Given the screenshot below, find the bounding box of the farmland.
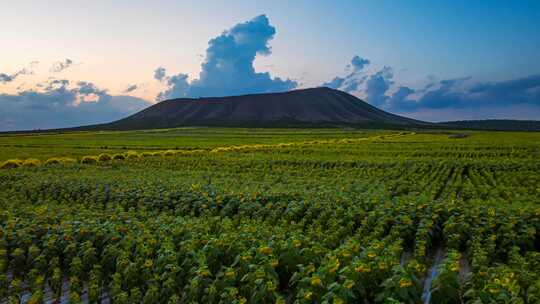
[0,128,539,303]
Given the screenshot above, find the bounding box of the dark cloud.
[388,75,540,112]
[350,56,370,71]
[0,79,150,131]
[156,15,297,100]
[0,64,36,84]
[76,81,109,98]
[154,67,166,82]
[124,84,138,93]
[322,55,369,93]
[322,54,540,121]
[50,59,74,73]
[0,74,15,83]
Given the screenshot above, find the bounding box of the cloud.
[124,84,138,93]
[350,56,370,71]
[76,81,109,98]
[0,79,150,131]
[0,63,37,84]
[322,53,540,121]
[388,86,415,110]
[364,66,394,108]
[322,55,370,93]
[388,75,540,112]
[0,74,14,83]
[156,15,297,100]
[154,67,166,82]
[157,73,189,101]
[50,58,74,73]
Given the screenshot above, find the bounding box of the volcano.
[85,87,431,130]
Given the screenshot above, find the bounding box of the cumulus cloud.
[365,71,540,121]
[50,58,74,73]
[350,56,370,71]
[323,53,540,121]
[0,63,37,84]
[155,15,297,100]
[0,74,14,83]
[0,79,150,131]
[157,72,190,101]
[365,66,394,108]
[154,67,166,82]
[322,55,370,93]
[388,75,540,113]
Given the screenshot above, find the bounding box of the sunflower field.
[0,129,539,303]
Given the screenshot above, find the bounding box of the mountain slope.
[91,87,430,130]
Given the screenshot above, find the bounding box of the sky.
[1,0,539,130]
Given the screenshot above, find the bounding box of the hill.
[87,87,431,130]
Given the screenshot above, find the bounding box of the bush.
[81,156,98,164]
[22,159,42,167]
[44,157,76,166]
[112,153,126,160]
[125,151,140,159]
[60,157,76,165]
[163,150,177,156]
[141,152,155,157]
[97,154,112,162]
[45,158,61,165]
[0,159,22,169]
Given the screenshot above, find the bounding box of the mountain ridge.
[89,87,431,130]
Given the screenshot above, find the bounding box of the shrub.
[98,154,112,162]
[44,157,76,166]
[60,157,76,165]
[112,153,126,160]
[141,152,154,157]
[163,150,176,156]
[22,159,42,167]
[44,158,61,165]
[0,159,22,169]
[125,151,140,159]
[81,156,98,164]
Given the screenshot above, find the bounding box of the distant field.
[1,128,539,303]
[0,128,388,161]
[1,127,539,162]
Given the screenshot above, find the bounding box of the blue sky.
[1,0,539,130]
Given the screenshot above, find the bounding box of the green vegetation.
[97,154,112,162]
[0,128,387,162]
[81,156,99,165]
[0,128,539,303]
[0,159,22,169]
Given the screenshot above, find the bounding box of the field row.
[1,130,539,303]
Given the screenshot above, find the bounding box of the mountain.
[88,87,431,130]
